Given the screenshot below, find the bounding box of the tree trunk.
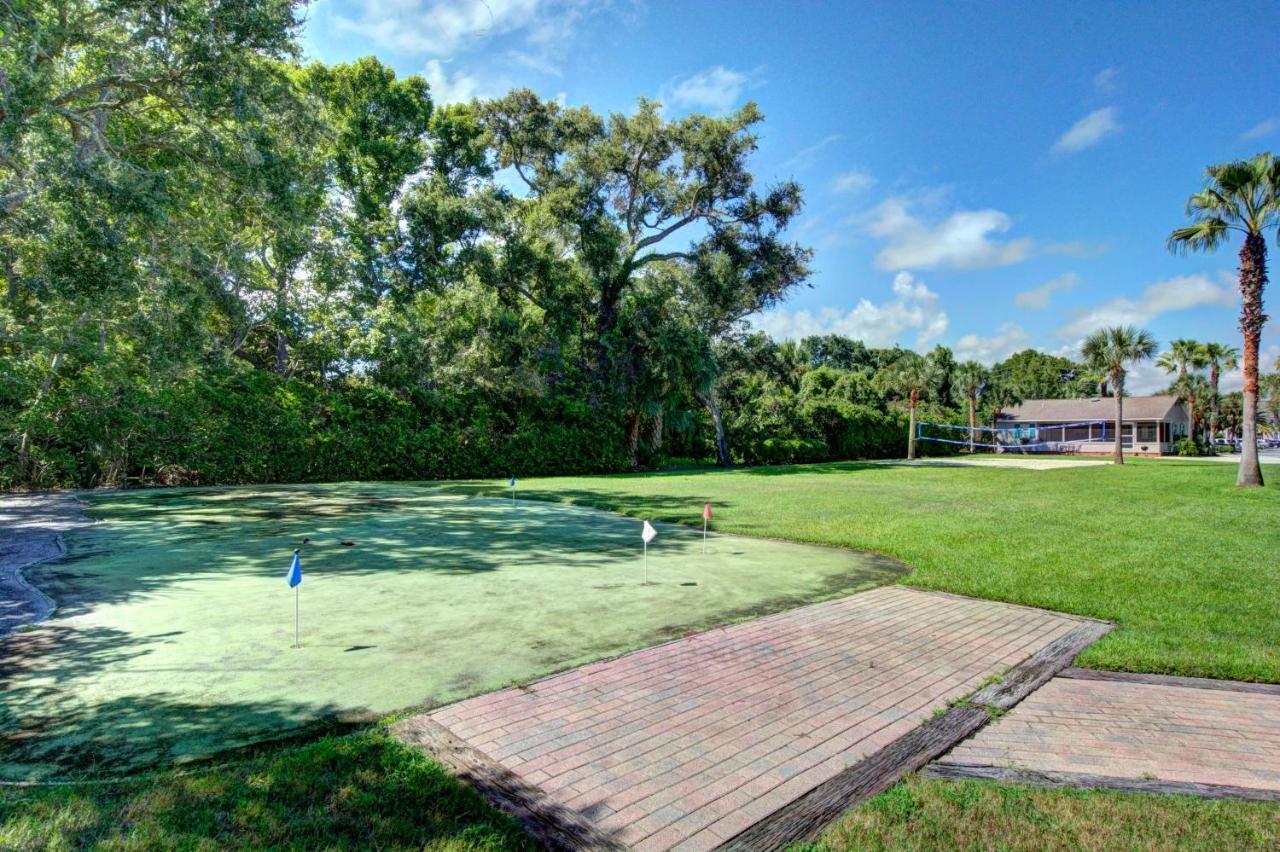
[699,390,732,467]
[649,411,663,454]
[1237,233,1267,487]
[625,411,643,469]
[4,246,16,305]
[907,389,919,460]
[1113,375,1124,465]
[275,330,289,376]
[967,390,976,453]
[1208,366,1220,455]
[595,276,624,377]
[274,270,290,376]
[16,351,64,480]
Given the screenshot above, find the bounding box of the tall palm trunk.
[967,390,977,453]
[907,388,919,460]
[1237,233,1266,487]
[1112,372,1125,465]
[1208,365,1220,455]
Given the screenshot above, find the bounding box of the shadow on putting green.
[3,482,906,781]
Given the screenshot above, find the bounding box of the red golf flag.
[703,503,712,520]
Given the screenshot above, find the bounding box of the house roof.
[998,395,1184,422]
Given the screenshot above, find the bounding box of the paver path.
[409,586,1097,850]
[932,669,1280,799]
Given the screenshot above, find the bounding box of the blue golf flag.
[509,475,517,488]
[287,551,302,588]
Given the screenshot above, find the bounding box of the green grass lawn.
[0,733,531,851]
[473,458,1280,683]
[807,774,1280,850]
[6,740,1276,850]
[4,459,1279,847]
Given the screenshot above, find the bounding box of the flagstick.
[644,539,649,585]
[293,584,299,649]
[703,515,708,553]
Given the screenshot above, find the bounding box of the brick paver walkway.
[424,586,1093,850]
[937,671,1280,794]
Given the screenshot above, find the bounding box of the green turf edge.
[799,774,1280,851]
[0,731,532,851]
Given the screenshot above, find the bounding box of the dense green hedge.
[2,362,939,490]
[2,366,630,489]
[738,404,913,464]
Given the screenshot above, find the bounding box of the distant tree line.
[3,3,1277,489]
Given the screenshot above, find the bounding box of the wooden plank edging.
[716,707,989,850]
[922,762,1280,803]
[966,620,1114,711]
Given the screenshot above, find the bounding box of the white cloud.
[833,169,875,194]
[1057,273,1237,338]
[422,59,489,103]
[660,65,759,114]
[865,195,1034,271]
[1052,107,1121,154]
[954,323,1032,365]
[751,272,948,348]
[333,0,599,70]
[1242,117,1280,142]
[1124,359,1176,395]
[778,134,842,171]
[1093,67,1119,95]
[1015,272,1079,310]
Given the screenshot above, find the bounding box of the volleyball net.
[916,419,1110,452]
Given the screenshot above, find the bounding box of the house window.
[1137,423,1158,442]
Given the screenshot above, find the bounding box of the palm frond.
[1167,219,1229,254]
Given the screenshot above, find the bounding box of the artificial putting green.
[1,482,903,781]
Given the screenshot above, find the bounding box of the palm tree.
[1156,339,1204,380]
[1197,342,1240,451]
[1081,325,1158,464]
[1168,152,1280,487]
[1173,373,1211,449]
[953,361,989,453]
[874,352,942,460]
[984,380,1023,448]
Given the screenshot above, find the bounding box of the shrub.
[1174,437,1206,457]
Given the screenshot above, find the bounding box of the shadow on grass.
[35,484,734,619]
[0,622,369,781]
[0,731,534,850]
[5,481,905,782]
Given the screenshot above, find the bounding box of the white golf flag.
[642,520,657,543]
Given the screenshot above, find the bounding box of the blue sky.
[300,0,1280,391]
